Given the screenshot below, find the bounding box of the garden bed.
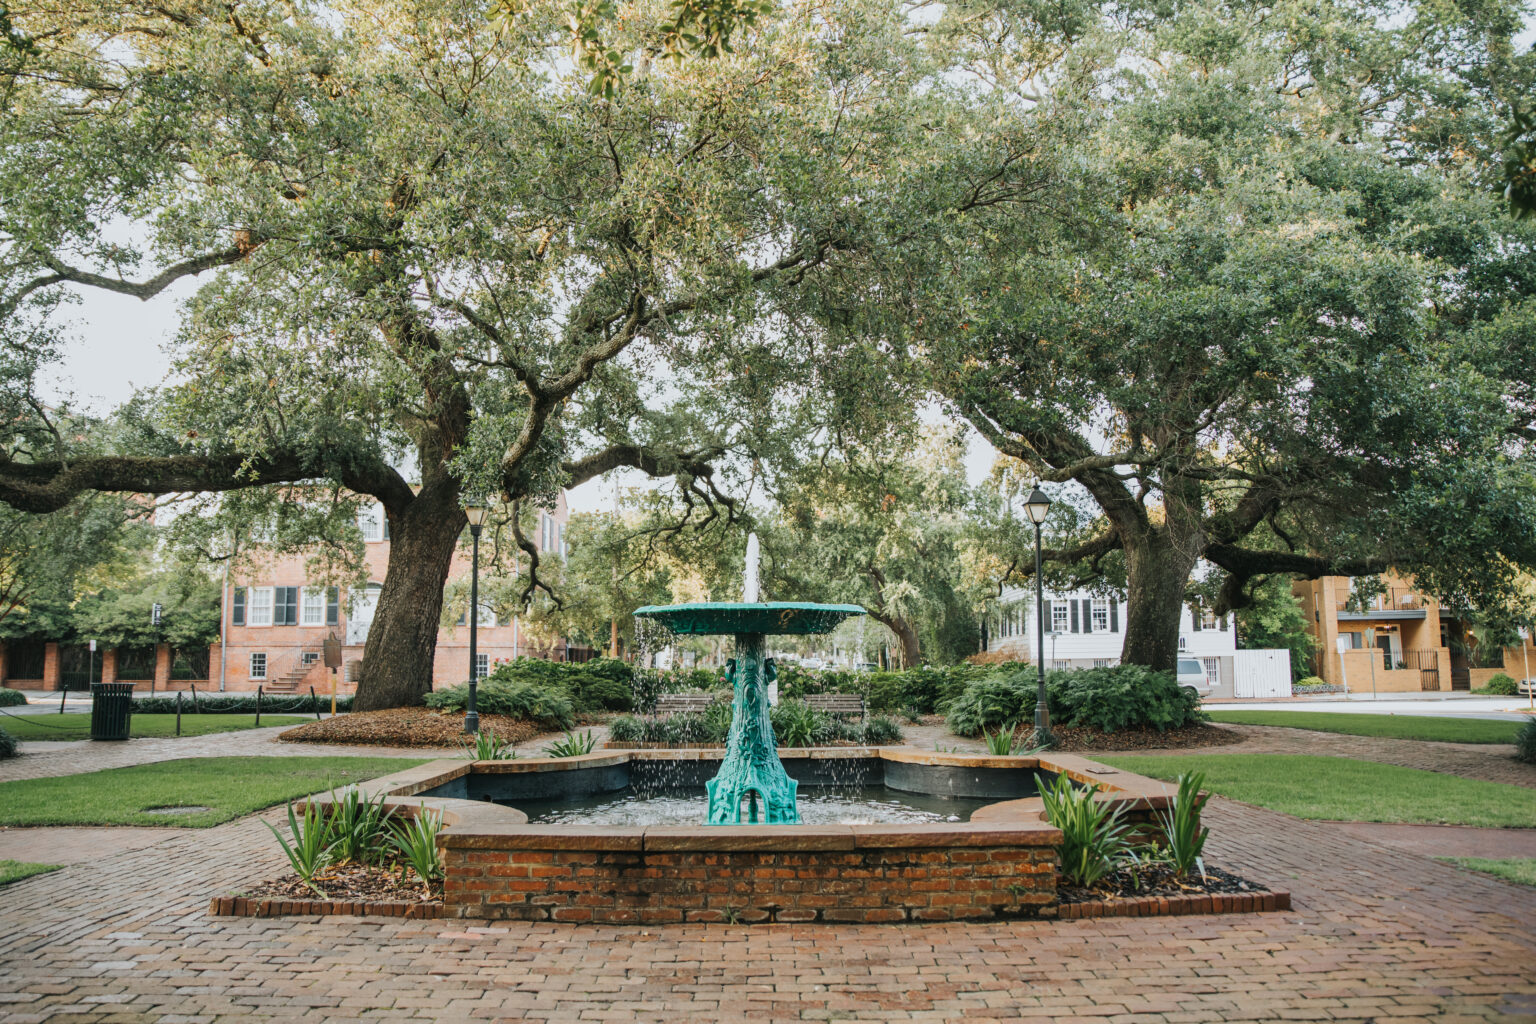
[1039,722,1241,752]
[278,708,540,748]
[237,863,443,905]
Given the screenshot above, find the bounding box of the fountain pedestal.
[706,634,797,824]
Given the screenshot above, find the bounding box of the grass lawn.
[1440,857,1536,888]
[1205,711,1523,744]
[0,756,426,828]
[1099,754,1536,828]
[0,860,62,886]
[0,713,311,742]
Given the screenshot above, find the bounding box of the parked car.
[1177,658,1214,697]
[1518,677,1535,696]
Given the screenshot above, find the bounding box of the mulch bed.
[277,707,541,748]
[1057,862,1266,905]
[1057,863,1289,919]
[1044,722,1242,752]
[241,863,442,904]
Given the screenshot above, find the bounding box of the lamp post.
[1023,485,1055,747]
[463,500,489,734]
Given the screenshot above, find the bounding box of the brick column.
[42,643,60,691]
[154,644,172,693]
[102,648,118,684]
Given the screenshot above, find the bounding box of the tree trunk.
[870,611,922,669]
[353,481,465,711]
[1119,530,1200,672]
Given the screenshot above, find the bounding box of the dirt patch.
[278,708,539,749]
[1045,722,1242,752]
[1057,862,1267,905]
[242,862,442,905]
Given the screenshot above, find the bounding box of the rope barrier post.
[191,683,200,714]
[256,686,262,727]
[176,691,182,737]
[310,686,320,721]
[59,686,67,714]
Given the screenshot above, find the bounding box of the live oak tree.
[867,0,1536,670]
[0,0,1043,707]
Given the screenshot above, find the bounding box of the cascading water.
[633,533,865,825]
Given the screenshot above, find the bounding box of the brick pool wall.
[441,826,1061,924]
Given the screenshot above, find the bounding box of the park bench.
[652,693,722,717]
[803,693,867,721]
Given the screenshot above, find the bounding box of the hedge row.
[608,700,903,747]
[945,664,1205,736]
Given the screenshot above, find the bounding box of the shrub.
[1295,676,1326,688]
[323,787,396,866]
[860,715,903,745]
[424,680,575,731]
[0,688,27,707]
[1474,674,1518,696]
[771,699,828,747]
[1036,773,1132,887]
[946,664,1204,737]
[0,725,14,759]
[130,693,355,714]
[482,656,634,712]
[606,715,645,743]
[1516,720,1536,765]
[543,729,599,757]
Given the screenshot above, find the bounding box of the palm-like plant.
[542,729,598,757]
[391,806,444,890]
[1036,773,1132,888]
[1157,772,1209,880]
[265,801,334,897]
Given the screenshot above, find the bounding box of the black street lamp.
[464,500,489,734]
[1024,484,1055,748]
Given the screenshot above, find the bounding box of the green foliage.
[425,680,575,731]
[0,725,14,759]
[606,715,645,743]
[946,666,1205,737]
[0,687,25,706]
[2,714,310,742]
[464,729,520,761]
[542,730,599,757]
[322,788,397,866]
[480,658,633,713]
[1474,674,1518,695]
[0,860,61,887]
[778,663,982,714]
[391,807,445,887]
[770,699,826,748]
[1516,721,1536,765]
[1234,577,1314,681]
[860,715,903,746]
[1206,711,1522,745]
[130,694,353,714]
[1157,773,1209,879]
[1294,677,1327,689]
[265,801,334,896]
[1036,773,1132,888]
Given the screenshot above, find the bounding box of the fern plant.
[1157,771,1210,879]
[1036,772,1132,887]
[391,806,444,888]
[543,729,598,757]
[265,801,334,896]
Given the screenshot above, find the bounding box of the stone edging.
[1057,889,1291,919]
[209,895,445,918]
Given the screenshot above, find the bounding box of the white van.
[1177,658,1213,697]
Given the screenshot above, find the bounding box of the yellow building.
[1294,573,1536,692]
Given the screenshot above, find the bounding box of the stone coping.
[339,747,1180,848]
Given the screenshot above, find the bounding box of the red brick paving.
[1,797,1533,1021]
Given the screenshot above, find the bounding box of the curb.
[1058,889,1290,919]
[210,896,445,919]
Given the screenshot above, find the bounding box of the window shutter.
[1070,601,1080,633]
[326,588,339,625]
[1109,599,1119,633]
[1191,601,1202,632]
[1081,599,1092,634]
[278,587,298,626]
[232,588,246,627]
[1042,600,1052,633]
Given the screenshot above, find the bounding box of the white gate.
[1234,649,1292,698]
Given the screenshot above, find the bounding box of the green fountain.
[634,534,864,825]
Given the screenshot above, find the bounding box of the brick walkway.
[0,796,1533,1022]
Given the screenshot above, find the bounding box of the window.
[1202,657,1221,688]
[1178,636,1187,651]
[231,587,246,627]
[1051,602,1069,633]
[358,504,383,542]
[458,603,496,628]
[248,587,274,626]
[301,651,320,666]
[1091,599,1109,633]
[326,587,339,625]
[302,588,325,626]
[474,653,489,679]
[1201,606,1219,630]
[250,652,267,679]
[274,586,299,626]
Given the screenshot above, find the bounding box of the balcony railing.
[1337,586,1425,615]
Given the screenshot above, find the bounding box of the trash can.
[89,683,135,741]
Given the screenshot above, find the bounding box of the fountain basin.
[342,749,1182,924]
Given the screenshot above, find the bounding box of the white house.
[983,583,1240,697]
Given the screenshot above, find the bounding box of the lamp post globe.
[463,501,490,735]
[1023,486,1055,747]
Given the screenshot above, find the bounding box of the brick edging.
[209,896,444,919]
[1057,889,1290,919]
